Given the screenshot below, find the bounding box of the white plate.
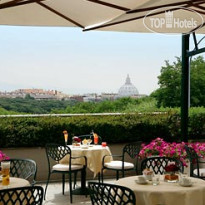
[179,182,193,187]
[135,180,148,185]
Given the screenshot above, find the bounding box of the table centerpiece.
[164,162,180,182]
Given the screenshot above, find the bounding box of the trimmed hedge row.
[0,112,205,148]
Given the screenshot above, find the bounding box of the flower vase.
[164,172,179,182]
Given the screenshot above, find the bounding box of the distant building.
[70,95,84,102]
[83,93,101,102]
[117,75,146,99]
[101,93,117,101]
[0,89,69,100]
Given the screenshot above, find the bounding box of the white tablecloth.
[0,177,30,190]
[115,175,205,205]
[0,177,30,205]
[60,145,113,177]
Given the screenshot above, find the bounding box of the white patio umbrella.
[0,0,205,34]
[1,0,204,141]
[83,0,205,34]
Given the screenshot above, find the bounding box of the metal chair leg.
[73,172,77,189]
[122,170,125,178]
[62,174,65,195]
[116,171,119,180]
[98,172,101,183]
[69,172,73,203]
[101,169,104,183]
[44,173,51,200]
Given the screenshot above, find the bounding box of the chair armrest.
[71,156,87,167]
[102,154,122,165]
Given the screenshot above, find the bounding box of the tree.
[25,94,34,100]
[151,56,205,107]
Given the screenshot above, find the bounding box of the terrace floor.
[39,178,115,205]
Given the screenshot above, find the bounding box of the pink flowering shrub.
[0,151,9,161]
[139,138,205,166]
[190,143,205,158]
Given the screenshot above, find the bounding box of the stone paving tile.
[39,179,115,205]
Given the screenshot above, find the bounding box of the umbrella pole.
[181,34,190,142]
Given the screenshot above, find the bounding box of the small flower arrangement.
[0,151,9,162]
[72,136,81,146]
[164,162,180,173]
[164,162,179,182]
[73,136,81,143]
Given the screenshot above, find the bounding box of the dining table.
[60,145,113,178]
[0,177,30,190]
[0,177,30,205]
[115,175,205,205]
[60,144,113,195]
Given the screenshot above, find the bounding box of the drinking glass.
[1,161,10,186]
[152,174,160,186]
[87,139,92,146]
[102,142,107,147]
[64,133,68,146]
[94,134,98,145]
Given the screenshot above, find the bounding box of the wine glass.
[87,138,92,146]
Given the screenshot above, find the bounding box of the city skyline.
[0,74,145,96]
[1,26,204,95]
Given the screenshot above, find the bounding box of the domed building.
[118,75,139,97]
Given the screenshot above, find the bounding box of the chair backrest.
[45,143,71,164]
[77,134,102,145]
[0,186,44,205]
[123,142,142,159]
[6,158,37,185]
[141,156,184,174]
[88,182,136,205]
[184,145,200,177]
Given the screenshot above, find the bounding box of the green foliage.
[0,98,74,114]
[152,56,205,107]
[0,113,169,147]
[54,97,158,114]
[0,109,204,148]
[0,96,159,114]
[0,107,19,115]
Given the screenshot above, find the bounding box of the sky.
[0,25,195,95]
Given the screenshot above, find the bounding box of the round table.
[60,145,113,177]
[0,177,30,189]
[115,175,205,205]
[0,177,30,205]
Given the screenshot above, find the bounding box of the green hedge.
[0,112,205,148]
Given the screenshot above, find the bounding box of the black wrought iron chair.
[184,145,205,179]
[44,143,87,203]
[0,186,44,205]
[141,156,184,174]
[101,142,142,182]
[77,134,102,145]
[88,182,136,205]
[5,158,37,186]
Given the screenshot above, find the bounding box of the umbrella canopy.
[0,0,205,34]
[84,1,205,34]
[0,0,138,27]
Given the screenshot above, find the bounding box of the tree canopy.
[151,56,205,108]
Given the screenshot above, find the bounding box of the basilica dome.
[118,75,139,97]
